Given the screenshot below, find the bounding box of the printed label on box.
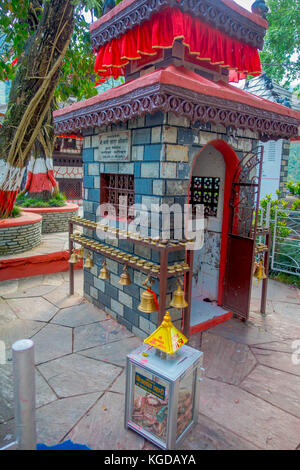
[135,372,165,400]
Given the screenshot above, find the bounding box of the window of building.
[63,138,77,150]
[58,178,82,200]
[189,176,220,217]
[54,138,62,152]
[100,173,135,220]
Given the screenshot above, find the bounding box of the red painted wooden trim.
[221,0,267,27]
[21,203,79,214]
[53,65,300,122]
[90,0,267,31]
[90,0,134,30]
[187,139,239,307]
[0,211,42,228]
[0,250,82,282]
[190,311,233,335]
[209,140,240,306]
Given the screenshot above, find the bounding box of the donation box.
[125,343,204,449]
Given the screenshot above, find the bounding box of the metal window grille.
[190,176,220,217]
[58,178,82,199]
[101,173,134,220]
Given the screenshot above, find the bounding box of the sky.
[234,0,253,11]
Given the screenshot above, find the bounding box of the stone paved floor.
[0,271,300,450]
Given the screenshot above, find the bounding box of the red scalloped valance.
[94,7,261,83]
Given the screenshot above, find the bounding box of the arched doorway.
[187,140,239,334]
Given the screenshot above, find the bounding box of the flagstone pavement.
[0,271,300,450]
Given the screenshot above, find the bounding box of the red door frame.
[187,139,240,306]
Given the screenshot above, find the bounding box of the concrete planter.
[0,212,42,256]
[21,203,79,233]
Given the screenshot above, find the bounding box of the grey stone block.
[132,128,151,145]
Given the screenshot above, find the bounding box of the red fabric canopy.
[94,7,261,83]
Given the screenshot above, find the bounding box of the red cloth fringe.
[94,7,261,82]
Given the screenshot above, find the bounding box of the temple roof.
[90,0,268,52]
[53,65,299,141]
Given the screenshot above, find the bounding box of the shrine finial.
[251,0,269,19]
[102,0,116,16]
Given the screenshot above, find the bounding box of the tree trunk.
[23,101,59,201]
[25,155,58,201]
[0,0,74,218]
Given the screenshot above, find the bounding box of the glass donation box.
[125,343,204,449]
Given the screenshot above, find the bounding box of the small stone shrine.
[54,0,300,339]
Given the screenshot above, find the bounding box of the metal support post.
[69,220,74,295]
[12,339,36,450]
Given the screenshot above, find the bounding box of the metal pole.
[271,208,278,271]
[158,249,168,326]
[260,230,271,316]
[266,202,271,229]
[12,339,36,450]
[183,248,193,339]
[69,220,74,295]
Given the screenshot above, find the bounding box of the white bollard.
[12,339,36,450]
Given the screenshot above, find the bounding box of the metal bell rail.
[68,216,194,338]
[70,233,190,280]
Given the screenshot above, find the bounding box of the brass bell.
[254,258,267,283]
[78,247,84,259]
[84,253,94,269]
[170,278,188,309]
[99,260,110,280]
[138,290,158,313]
[119,265,131,285]
[138,276,157,314]
[69,249,78,264]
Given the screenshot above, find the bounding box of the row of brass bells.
[119,265,131,285]
[170,278,188,309]
[98,260,110,280]
[138,276,157,313]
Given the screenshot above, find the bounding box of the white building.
[244,74,300,199]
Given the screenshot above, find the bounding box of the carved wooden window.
[100,173,134,220]
[53,155,82,167]
[190,176,220,217]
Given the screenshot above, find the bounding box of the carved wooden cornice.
[90,0,267,52]
[53,83,299,141]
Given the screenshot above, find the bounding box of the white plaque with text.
[98,131,130,162]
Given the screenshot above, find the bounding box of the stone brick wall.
[83,252,183,339]
[81,111,259,338]
[41,209,78,233]
[0,219,42,256]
